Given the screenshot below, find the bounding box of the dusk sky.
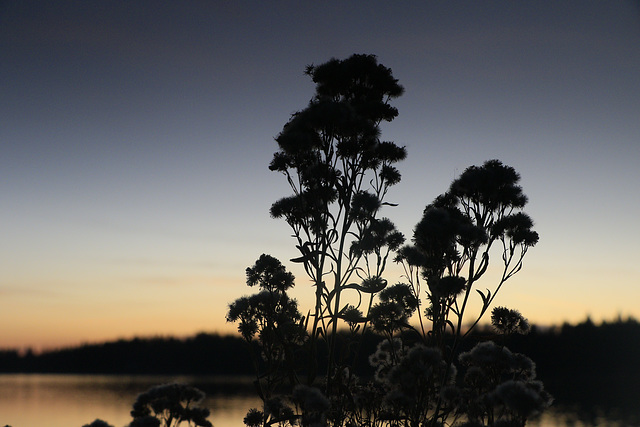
[2,1,639,351]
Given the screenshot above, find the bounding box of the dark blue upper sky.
[2,1,639,349]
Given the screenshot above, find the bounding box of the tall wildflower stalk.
[268,54,406,388]
[396,160,539,356]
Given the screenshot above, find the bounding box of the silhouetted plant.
[383,344,454,426]
[129,383,212,427]
[228,54,549,427]
[491,307,530,338]
[369,283,418,342]
[269,53,406,388]
[395,159,539,351]
[293,384,331,426]
[455,341,552,426]
[227,254,304,426]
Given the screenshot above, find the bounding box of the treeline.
[2,318,639,383]
[503,317,640,418]
[0,333,254,375]
[505,317,640,384]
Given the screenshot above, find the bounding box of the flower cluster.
[491,307,530,336]
[129,383,212,427]
[455,341,552,426]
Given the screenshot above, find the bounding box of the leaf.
[476,289,488,306]
[476,288,492,309]
[291,251,321,263]
[342,279,387,294]
[302,311,310,329]
[445,319,456,334]
[291,243,322,268]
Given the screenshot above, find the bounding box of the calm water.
[0,374,635,427]
[0,374,260,427]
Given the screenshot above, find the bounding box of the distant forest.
[1,318,639,422]
[2,319,639,379]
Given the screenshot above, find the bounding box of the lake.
[0,374,635,427]
[0,374,260,427]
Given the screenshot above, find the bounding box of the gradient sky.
[2,1,639,351]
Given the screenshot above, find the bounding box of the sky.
[2,1,639,351]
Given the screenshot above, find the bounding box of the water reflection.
[0,374,260,427]
[0,374,636,427]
